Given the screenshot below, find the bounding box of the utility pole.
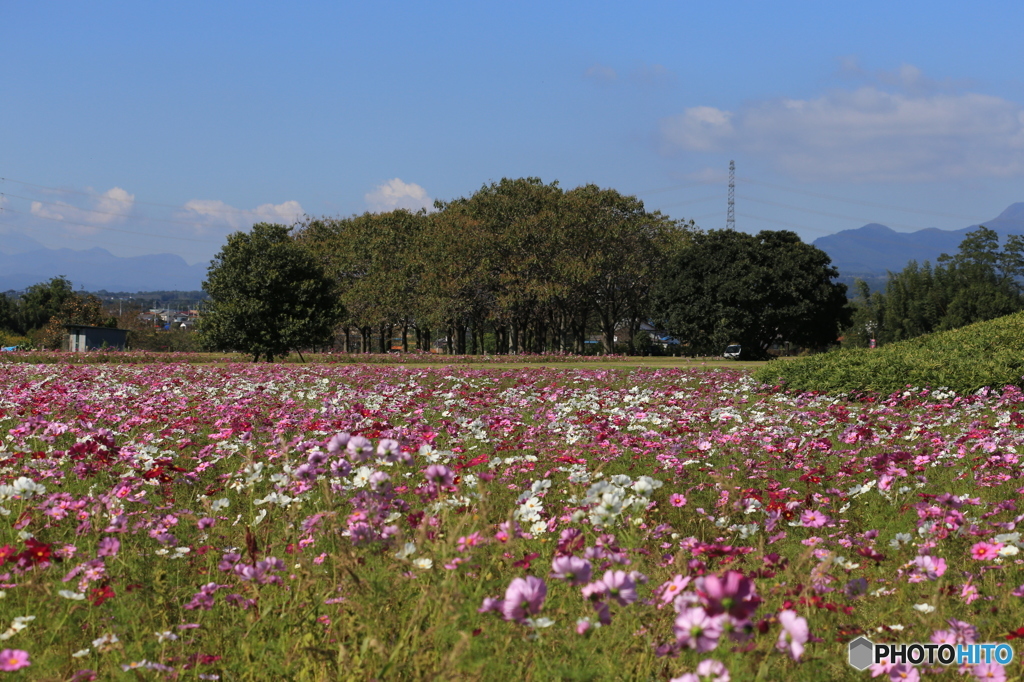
[726,160,735,231]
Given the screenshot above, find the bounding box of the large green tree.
[199,223,340,362]
[653,229,850,357]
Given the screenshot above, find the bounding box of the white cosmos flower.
[59,590,87,600]
[913,604,935,613]
[412,557,433,570]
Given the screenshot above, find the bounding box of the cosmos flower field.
[0,361,1022,680]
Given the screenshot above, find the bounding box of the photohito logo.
[848,636,1015,671]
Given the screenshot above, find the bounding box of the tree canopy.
[199,223,341,361]
[652,229,850,357]
[295,178,690,355]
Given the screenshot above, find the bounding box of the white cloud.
[584,64,618,82]
[584,62,674,86]
[659,72,1024,182]
[180,198,306,233]
[364,178,432,213]
[27,186,134,235]
[92,187,135,224]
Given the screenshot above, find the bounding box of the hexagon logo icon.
[848,636,874,670]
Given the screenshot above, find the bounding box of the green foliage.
[843,227,1024,345]
[653,229,850,357]
[296,178,691,356]
[755,310,1024,395]
[14,275,78,334]
[199,223,342,361]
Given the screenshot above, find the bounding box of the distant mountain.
[0,237,207,292]
[814,203,1024,290]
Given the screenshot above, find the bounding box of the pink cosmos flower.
[670,494,687,507]
[800,510,829,528]
[457,532,484,552]
[869,659,894,677]
[908,554,947,582]
[657,575,692,607]
[0,649,30,671]
[501,576,547,623]
[775,610,808,661]
[961,581,980,605]
[674,607,723,652]
[888,664,920,681]
[695,658,730,682]
[970,542,1002,561]
[973,663,1006,682]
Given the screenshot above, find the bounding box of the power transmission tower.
[726,160,735,230]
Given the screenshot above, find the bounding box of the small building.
[65,325,129,352]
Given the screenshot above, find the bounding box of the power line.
[737,194,933,231]
[736,176,984,222]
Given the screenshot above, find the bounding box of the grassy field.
[0,361,1020,680]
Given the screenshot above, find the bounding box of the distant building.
[65,325,128,352]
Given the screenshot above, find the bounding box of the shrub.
[754,311,1024,395]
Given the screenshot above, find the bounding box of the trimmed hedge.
[754,311,1024,395]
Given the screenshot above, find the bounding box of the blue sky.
[3,1,1024,266]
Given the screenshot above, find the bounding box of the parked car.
[723,344,742,360]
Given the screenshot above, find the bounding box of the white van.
[723,344,741,359]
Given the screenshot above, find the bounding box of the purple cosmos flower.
[326,433,350,454]
[346,436,374,462]
[423,464,455,487]
[97,537,120,558]
[501,576,547,623]
[674,607,723,652]
[550,556,592,586]
[695,659,730,682]
[600,570,638,607]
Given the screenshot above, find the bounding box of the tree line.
[199,177,853,361]
[842,226,1024,347]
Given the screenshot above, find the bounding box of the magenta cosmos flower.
[670,493,687,507]
[0,649,30,671]
[970,542,1002,561]
[501,576,547,623]
[700,570,758,620]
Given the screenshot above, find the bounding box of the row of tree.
[0,277,202,351]
[843,227,1024,347]
[198,177,854,361]
[0,277,116,348]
